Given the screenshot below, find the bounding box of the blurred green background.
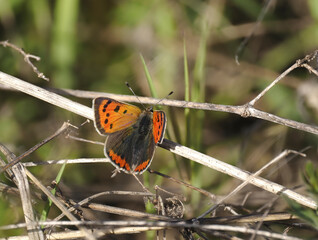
[1,0,318,239]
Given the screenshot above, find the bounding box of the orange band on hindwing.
[153,111,166,144]
[108,150,131,171]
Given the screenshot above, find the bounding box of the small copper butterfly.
[93,97,166,174]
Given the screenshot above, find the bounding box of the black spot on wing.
[103,100,112,111]
[114,105,120,112]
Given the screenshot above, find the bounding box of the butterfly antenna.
[126,82,173,108]
[155,91,173,106]
[125,82,146,109]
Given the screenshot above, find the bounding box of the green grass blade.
[184,38,190,145]
[140,54,158,99]
[51,0,79,88]
[189,18,209,203]
[140,53,182,179]
[40,161,67,227]
[183,39,192,178]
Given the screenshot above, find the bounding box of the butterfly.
[93,97,166,174]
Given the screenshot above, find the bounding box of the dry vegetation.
[1,1,318,239]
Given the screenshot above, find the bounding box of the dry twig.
[0,144,44,240]
[0,40,49,81]
[0,220,303,240]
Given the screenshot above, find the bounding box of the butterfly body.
[93,97,166,174]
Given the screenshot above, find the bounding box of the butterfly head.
[146,106,153,113]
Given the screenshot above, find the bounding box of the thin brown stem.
[0,122,72,174]
[0,40,49,81]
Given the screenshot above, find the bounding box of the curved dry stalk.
[0,71,316,210]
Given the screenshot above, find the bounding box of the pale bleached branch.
[1,68,318,135]
[160,139,317,209]
[53,190,155,222]
[23,158,108,167]
[0,71,93,120]
[198,149,306,218]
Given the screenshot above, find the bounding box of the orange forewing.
[152,111,166,144]
[93,97,142,135]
